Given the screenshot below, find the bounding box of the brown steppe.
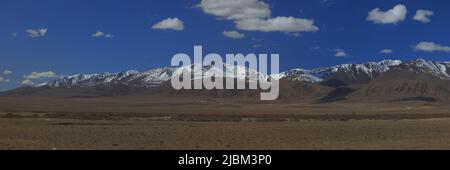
[1,96,450,150]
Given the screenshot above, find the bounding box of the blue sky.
[1,0,450,90]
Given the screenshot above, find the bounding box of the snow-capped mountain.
[38,67,177,88]
[38,63,269,88]
[175,63,267,81]
[37,59,450,89]
[396,59,450,79]
[278,60,402,84]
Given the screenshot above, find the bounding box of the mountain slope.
[349,59,450,102]
[4,59,450,103]
[35,60,404,89]
[279,60,402,86]
[38,68,177,88]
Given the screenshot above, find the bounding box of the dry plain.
[1,96,450,150]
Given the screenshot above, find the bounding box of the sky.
[1,0,450,90]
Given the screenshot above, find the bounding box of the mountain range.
[3,58,450,103]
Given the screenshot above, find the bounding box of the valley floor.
[1,96,450,150]
[1,117,450,150]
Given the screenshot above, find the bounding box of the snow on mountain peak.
[279,60,402,83]
[37,59,450,88]
[400,59,450,78]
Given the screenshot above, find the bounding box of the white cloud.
[26,28,48,38]
[367,4,407,24]
[334,49,348,57]
[1,70,12,83]
[235,17,319,33]
[152,18,184,31]
[197,0,271,20]
[198,0,318,34]
[0,77,10,83]
[3,70,12,75]
[92,31,114,38]
[104,34,114,38]
[413,10,434,23]
[413,42,450,53]
[23,71,57,80]
[222,30,245,39]
[92,31,104,37]
[21,79,34,85]
[311,46,320,50]
[380,49,393,54]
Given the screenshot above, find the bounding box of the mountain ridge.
[34,58,450,89]
[4,58,450,103]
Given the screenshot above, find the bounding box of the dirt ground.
[1,96,450,150]
[1,118,450,150]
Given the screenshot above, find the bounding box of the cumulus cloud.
[334,49,349,57]
[21,71,57,85]
[1,70,12,83]
[235,17,319,33]
[311,46,320,50]
[92,31,114,38]
[0,77,10,83]
[152,18,184,31]
[92,31,104,37]
[197,0,271,20]
[222,30,245,39]
[380,49,393,54]
[413,10,434,23]
[26,28,48,38]
[3,70,12,75]
[198,0,318,34]
[21,79,35,85]
[413,42,450,53]
[367,4,407,24]
[23,71,57,80]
